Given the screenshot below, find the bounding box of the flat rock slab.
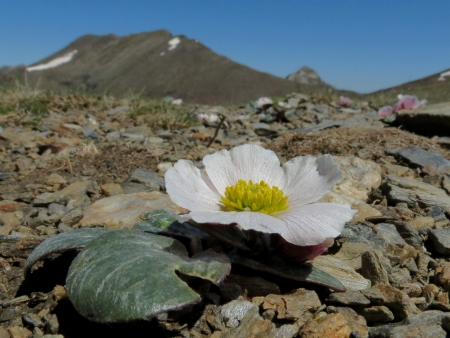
[397,102,450,137]
[387,146,450,171]
[312,255,370,291]
[429,229,450,255]
[78,191,184,229]
[382,175,450,209]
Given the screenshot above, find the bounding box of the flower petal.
[165,160,221,211]
[277,203,356,246]
[203,144,284,195]
[188,210,288,234]
[281,154,342,207]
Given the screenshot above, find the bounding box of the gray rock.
[33,181,94,206]
[396,101,450,137]
[429,229,450,255]
[107,105,129,116]
[373,285,420,320]
[369,323,446,338]
[47,203,68,217]
[361,250,390,286]
[122,168,165,191]
[60,207,83,226]
[388,267,412,288]
[375,223,407,246]
[427,207,447,222]
[119,182,150,194]
[22,313,45,328]
[382,175,450,209]
[326,291,370,306]
[361,287,386,305]
[391,221,423,248]
[220,299,258,328]
[361,306,394,323]
[387,146,450,171]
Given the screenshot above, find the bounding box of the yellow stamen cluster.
[221,179,289,214]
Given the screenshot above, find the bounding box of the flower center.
[221,179,289,214]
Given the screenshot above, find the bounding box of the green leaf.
[188,220,251,252]
[134,209,208,239]
[228,252,346,291]
[66,231,230,323]
[24,228,110,276]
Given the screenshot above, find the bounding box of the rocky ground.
[2,92,450,337]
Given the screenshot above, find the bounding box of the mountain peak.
[286,66,324,86]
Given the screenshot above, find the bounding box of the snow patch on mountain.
[27,50,78,72]
[168,37,181,51]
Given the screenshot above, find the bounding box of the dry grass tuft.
[267,127,450,162]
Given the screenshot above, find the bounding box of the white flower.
[197,113,219,124]
[165,144,356,246]
[278,101,291,109]
[256,97,273,108]
[172,98,183,105]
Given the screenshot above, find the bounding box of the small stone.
[391,221,423,248]
[7,326,32,338]
[60,207,83,226]
[427,207,447,222]
[33,180,94,206]
[373,284,420,320]
[361,287,386,305]
[122,168,165,191]
[327,306,368,338]
[410,216,435,229]
[157,162,173,173]
[53,285,67,301]
[350,203,382,223]
[298,313,352,338]
[326,291,370,306]
[0,326,10,338]
[387,146,450,172]
[375,223,407,246]
[429,229,450,255]
[22,313,44,328]
[361,306,394,323]
[47,203,68,217]
[435,263,450,292]
[79,191,183,229]
[99,183,123,197]
[388,267,412,288]
[312,255,370,291]
[262,288,321,320]
[45,173,67,186]
[361,250,390,286]
[401,283,422,298]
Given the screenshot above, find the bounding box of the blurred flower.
[278,101,291,109]
[393,94,426,112]
[378,106,394,117]
[172,98,183,105]
[197,113,219,124]
[256,97,273,108]
[165,144,355,247]
[339,96,352,107]
[378,94,426,117]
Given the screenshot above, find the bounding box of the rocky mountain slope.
[0,31,334,105]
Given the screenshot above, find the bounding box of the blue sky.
[1,0,449,93]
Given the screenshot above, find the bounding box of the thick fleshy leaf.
[66,231,231,323]
[188,220,251,252]
[24,228,110,276]
[134,209,208,239]
[228,252,345,291]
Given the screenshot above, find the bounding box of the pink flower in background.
[393,94,426,112]
[339,96,352,107]
[378,106,394,117]
[378,94,426,117]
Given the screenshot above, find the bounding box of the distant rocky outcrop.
[286,66,326,86]
[1,30,321,105]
